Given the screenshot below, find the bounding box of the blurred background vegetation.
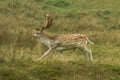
[0,0,120,80]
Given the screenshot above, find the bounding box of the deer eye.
[36,33,40,34]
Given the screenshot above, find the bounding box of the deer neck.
[39,31,54,46]
[40,31,53,39]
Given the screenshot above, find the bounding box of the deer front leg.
[37,47,52,61]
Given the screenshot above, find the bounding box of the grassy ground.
[0,0,120,80]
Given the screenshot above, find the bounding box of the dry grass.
[0,0,120,80]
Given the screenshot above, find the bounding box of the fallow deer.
[33,14,94,61]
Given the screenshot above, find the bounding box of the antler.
[35,14,53,31]
[42,14,53,30]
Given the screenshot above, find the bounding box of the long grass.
[0,0,120,80]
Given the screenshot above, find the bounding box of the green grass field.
[0,0,120,80]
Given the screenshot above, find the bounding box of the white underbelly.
[55,45,77,51]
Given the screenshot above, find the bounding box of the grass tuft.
[0,0,120,80]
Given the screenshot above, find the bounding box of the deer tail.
[86,37,94,45]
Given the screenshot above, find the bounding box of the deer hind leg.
[80,46,93,61]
